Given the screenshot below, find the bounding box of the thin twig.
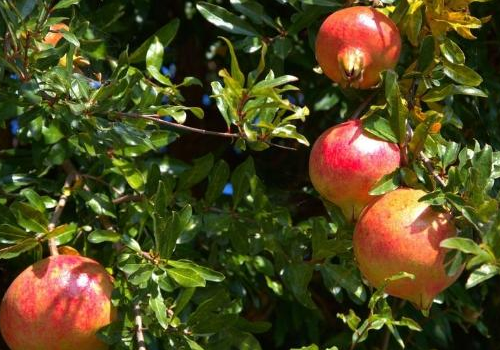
[349,90,379,120]
[114,112,297,151]
[133,302,147,350]
[47,169,77,256]
[421,152,447,187]
[112,194,145,205]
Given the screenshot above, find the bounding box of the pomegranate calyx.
[338,47,364,88]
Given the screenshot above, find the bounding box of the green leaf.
[0,224,30,244]
[112,158,145,191]
[211,81,231,126]
[409,111,441,156]
[440,237,483,255]
[205,159,230,205]
[0,238,40,259]
[177,154,214,190]
[369,170,400,196]
[230,0,276,28]
[231,157,255,208]
[130,19,180,63]
[168,260,225,282]
[384,70,408,145]
[282,263,315,309]
[149,285,169,329]
[52,0,80,10]
[440,38,465,65]
[45,223,77,245]
[168,268,206,287]
[338,309,361,331]
[219,37,245,86]
[321,263,366,303]
[417,36,436,72]
[146,36,163,73]
[174,287,196,316]
[196,2,260,36]
[443,61,483,87]
[20,188,46,213]
[362,115,398,143]
[61,31,80,47]
[79,191,116,218]
[10,202,48,234]
[422,84,455,102]
[251,74,298,93]
[88,229,121,244]
[452,85,487,98]
[466,264,499,289]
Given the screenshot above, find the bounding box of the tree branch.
[114,111,297,151]
[112,194,145,205]
[134,302,147,350]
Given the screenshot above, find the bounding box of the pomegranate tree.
[315,6,401,89]
[0,255,115,350]
[309,119,400,220]
[353,188,462,310]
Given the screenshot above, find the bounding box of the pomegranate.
[309,119,400,220]
[0,255,115,350]
[353,188,462,310]
[315,6,401,89]
[43,23,69,46]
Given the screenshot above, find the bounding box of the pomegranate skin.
[0,255,115,350]
[353,188,462,310]
[44,23,69,46]
[315,6,401,89]
[309,120,400,220]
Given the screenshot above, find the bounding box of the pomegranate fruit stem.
[47,165,77,256]
[349,90,379,120]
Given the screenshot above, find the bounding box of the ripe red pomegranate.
[43,23,69,46]
[309,119,400,220]
[353,188,462,310]
[0,255,115,350]
[315,6,401,89]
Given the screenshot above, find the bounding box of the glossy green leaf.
[0,238,39,259]
[205,159,230,205]
[369,170,400,196]
[10,202,48,234]
[146,36,163,73]
[168,259,225,282]
[130,19,180,63]
[440,38,465,65]
[196,2,259,36]
[418,36,436,72]
[230,0,276,28]
[385,70,407,145]
[219,37,245,86]
[52,0,80,10]
[231,157,255,208]
[177,154,214,190]
[443,61,483,87]
[466,264,499,289]
[440,237,483,255]
[88,229,121,243]
[362,114,398,143]
[168,268,206,287]
[0,224,30,244]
